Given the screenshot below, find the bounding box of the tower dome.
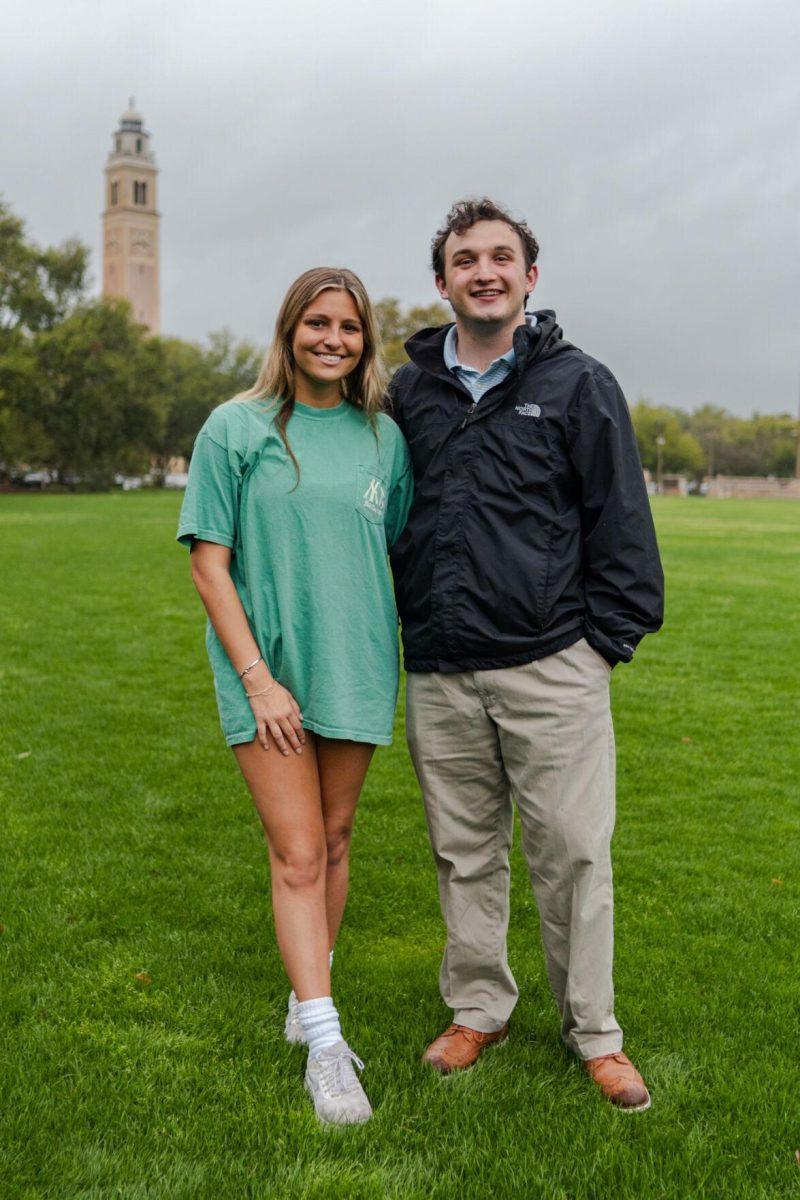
[109,98,155,163]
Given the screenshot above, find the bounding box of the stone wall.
[706,476,800,499]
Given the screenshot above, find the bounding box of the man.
[389,198,664,1112]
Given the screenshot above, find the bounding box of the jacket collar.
[404,309,565,386]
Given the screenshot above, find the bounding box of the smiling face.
[291,288,365,395]
[435,219,538,329]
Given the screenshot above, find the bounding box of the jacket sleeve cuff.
[583,623,639,668]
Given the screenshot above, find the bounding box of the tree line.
[0,200,263,488]
[630,400,796,481]
[1,199,796,488]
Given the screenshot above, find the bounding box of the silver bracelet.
[238,655,263,679]
[246,682,277,700]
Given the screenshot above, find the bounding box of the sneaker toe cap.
[319,1097,372,1125]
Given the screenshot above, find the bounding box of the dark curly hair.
[431,197,539,279]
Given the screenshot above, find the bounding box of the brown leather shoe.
[584,1051,651,1112]
[422,1023,509,1075]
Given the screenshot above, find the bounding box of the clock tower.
[102,101,160,334]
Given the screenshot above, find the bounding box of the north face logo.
[515,402,542,418]
[362,476,387,516]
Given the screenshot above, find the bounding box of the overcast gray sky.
[3,0,798,415]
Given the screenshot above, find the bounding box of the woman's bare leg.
[316,738,375,949]
[233,731,330,1001]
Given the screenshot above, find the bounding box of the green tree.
[630,400,704,477]
[0,330,49,475]
[149,338,215,479]
[0,198,88,336]
[33,298,162,488]
[0,198,92,480]
[204,328,262,398]
[689,405,730,477]
[373,298,403,342]
[716,413,797,477]
[147,330,262,481]
[375,298,451,372]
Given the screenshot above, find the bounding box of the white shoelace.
[319,1047,365,1095]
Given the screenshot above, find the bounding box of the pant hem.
[568,1035,624,1061]
[453,1009,510,1035]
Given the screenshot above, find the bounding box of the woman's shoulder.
[374,409,407,444]
[200,396,277,449]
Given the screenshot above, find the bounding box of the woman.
[177,268,412,1125]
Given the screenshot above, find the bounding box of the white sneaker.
[304,1040,372,1125]
[284,993,305,1045]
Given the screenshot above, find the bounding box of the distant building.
[661,474,689,496]
[102,101,160,333]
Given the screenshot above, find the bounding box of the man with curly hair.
[389,197,663,1111]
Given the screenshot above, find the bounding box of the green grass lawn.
[1,493,798,1199]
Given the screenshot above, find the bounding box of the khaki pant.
[406,638,623,1060]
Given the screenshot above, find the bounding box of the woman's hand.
[246,682,305,755]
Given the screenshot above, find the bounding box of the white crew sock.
[296,997,342,1058]
[289,951,334,1009]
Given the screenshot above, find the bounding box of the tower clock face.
[130,230,154,257]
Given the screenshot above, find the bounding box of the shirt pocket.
[355,464,388,525]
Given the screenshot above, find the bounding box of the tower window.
[136,137,142,152]
[133,181,148,205]
[115,135,121,152]
[111,181,119,205]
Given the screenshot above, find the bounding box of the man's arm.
[568,366,664,666]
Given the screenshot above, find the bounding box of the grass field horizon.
[1,494,798,1199]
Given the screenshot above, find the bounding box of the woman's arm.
[190,540,305,755]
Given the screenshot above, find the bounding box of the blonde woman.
[177,268,412,1124]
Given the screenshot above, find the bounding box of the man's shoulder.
[390,360,424,389]
[532,342,622,398]
[571,356,625,410]
[387,361,429,414]
[570,349,617,384]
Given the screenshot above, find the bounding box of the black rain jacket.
[388,311,664,672]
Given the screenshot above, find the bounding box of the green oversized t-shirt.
[177,397,413,746]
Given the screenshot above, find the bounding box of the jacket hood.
[404,310,569,381]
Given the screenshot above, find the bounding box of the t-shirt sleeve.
[384,430,413,550]
[176,410,244,550]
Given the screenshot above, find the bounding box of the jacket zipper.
[459,402,478,430]
[457,366,536,431]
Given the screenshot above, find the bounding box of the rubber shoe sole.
[615,1088,651,1113]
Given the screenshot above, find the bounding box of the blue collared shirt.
[443,314,537,402]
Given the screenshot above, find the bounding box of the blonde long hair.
[239,267,386,482]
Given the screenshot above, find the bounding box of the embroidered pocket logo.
[362,476,387,516]
[356,465,388,523]
[515,402,542,418]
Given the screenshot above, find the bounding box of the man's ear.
[435,274,449,301]
[525,263,539,298]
